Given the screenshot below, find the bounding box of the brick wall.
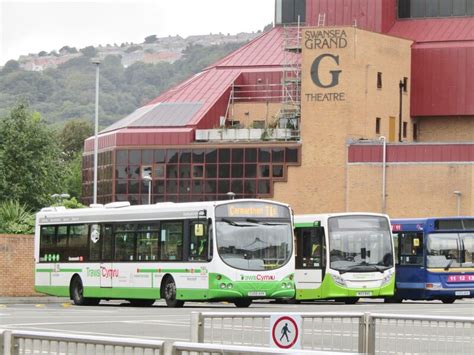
[0,234,38,296]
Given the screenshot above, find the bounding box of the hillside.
[0,34,258,129]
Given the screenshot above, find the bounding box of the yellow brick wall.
[418,116,474,142]
[274,27,413,214]
[347,164,474,218]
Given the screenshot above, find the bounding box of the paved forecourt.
[0,299,473,343]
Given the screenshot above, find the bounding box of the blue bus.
[390,217,474,303]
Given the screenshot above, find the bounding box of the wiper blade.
[444,259,454,271]
[246,218,286,226]
[221,218,253,227]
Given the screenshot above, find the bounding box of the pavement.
[0,296,69,304]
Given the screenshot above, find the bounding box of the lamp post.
[453,191,462,216]
[398,79,407,142]
[143,175,152,204]
[379,136,387,213]
[91,58,101,205]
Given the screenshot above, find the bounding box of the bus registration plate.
[455,291,470,296]
[248,291,266,296]
[356,291,373,297]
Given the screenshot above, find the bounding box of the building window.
[413,123,418,141]
[377,72,383,89]
[403,122,408,138]
[399,0,474,19]
[376,117,382,134]
[403,77,408,92]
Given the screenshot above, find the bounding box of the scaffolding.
[277,19,302,140]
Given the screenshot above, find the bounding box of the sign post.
[269,314,302,349]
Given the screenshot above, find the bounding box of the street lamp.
[453,191,462,216]
[379,136,387,213]
[398,79,407,142]
[91,57,101,205]
[143,175,152,204]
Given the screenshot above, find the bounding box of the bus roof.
[391,217,474,232]
[36,199,290,225]
[294,212,389,226]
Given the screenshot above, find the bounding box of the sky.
[0,0,275,65]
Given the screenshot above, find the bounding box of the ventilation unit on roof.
[89,204,104,208]
[104,201,131,208]
[40,206,67,212]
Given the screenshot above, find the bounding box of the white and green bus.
[294,213,395,303]
[35,199,295,307]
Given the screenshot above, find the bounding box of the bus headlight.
[381,271,394,286]
[220,283,226,289]
[281,283,287,288]
[331,274,347,287]
[227,283,233,289]
[425,283,442,290]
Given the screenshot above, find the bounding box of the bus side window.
[39,226,57,262]
[188,221,208,261]
[161,221,183,261]
[399,232,423,265]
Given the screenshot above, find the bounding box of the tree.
[59,119,94,160]
[144,35,158,43]
[80,45,97,57]
[0,103,65,210]
[1,60,20,74]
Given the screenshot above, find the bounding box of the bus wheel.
[234,299,252,308]
[342,298,359,305]
[441,298,456,304]
[71,277,86,305]
[163,277,184,308]
[129,299,155,307]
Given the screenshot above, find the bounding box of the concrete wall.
[0,234,38,297]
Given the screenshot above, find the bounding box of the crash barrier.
[0,329,165,355]
[170,342,356,355]
[190,312,474,355]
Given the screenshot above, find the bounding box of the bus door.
[295,225,325,290]
[99,224,114,288]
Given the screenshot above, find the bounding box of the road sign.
[269,314,302,349]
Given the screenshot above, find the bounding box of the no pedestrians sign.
[269,314,302,349]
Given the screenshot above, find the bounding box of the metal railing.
[369,313,474,355]
[191,312,365,353]
[0,329,165,355]
[171,341,355,355]
[190,312,474,355]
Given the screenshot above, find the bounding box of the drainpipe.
[379,136,387,213]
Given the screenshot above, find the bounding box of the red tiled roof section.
[389,17,474,43]
[209,27,289,68]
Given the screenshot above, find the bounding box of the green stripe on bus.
[36,269,53,272]
[295,222,319,228]
[59,269,82,273]
[137,268,201,273]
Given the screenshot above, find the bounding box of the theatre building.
[83,0,474,217]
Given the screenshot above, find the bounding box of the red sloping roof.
[389,18,474,43]
[146,68,242,126]
[209,27,292,68]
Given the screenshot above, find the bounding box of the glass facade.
[82,145,300,205]
[398,0,474,18]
